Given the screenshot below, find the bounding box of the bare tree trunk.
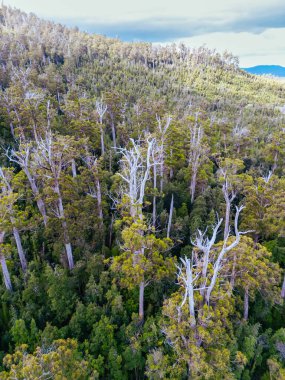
[152,162,157,226]
[10,122,15,139]
[64,241,74,270]
[12,226,27,272]
[0,255,12,291]
[111,121,116,149]
[152,195,156,227]
[160,160,164,193]
[244,288,249,320]
[222,181,236,240]
[167,194,174,239]
[71,159,77,178]
[189,122,203,203]
[169,149,174,179]
[190,168,197,204]
[55,182,74,270]
[96,179,104,230]
[25,169,48,226]
[205,207,243,304]
[0,233,12,291]
[61,215,74,269]
[186,258,196,327]
[224,198,231,240]
[96,101,107,155]
[272,152,278,173]
[0,169,28,272]
[156,116,171,192]
[100,127,105,155]
[36,197,48,227]
[96,179,103,220]
[281,274,285,298]
[139,281,145,321]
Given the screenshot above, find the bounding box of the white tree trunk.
[111,121,116,149]
[139,280,145,321]
[205,207,243,304]
[222,181,236,241]
[152,162,157,226]
[71,159,77,178]
[12,226,27,272]
[100,127,105,155]
[190,166,198,204]
[10,122,15,139]
[160,157,164,193]
[189,122,203,203]
[244,288,249,320]
[96,178,104,230]
[0,232,12,291]
[96,101,107,155]
[281,273,285,298]
[186,258,196,326]
[25,168,48,226]
[55,182,74,270]
[224,198,231,240]
[0,255,12,291]
[65,242,74,270]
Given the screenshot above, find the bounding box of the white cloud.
[168,28,285,66]
[3,0,284,22]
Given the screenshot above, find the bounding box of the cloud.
[54,4,285,42]
[167,28,285,67]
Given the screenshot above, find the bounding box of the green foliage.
[0,4,285,378]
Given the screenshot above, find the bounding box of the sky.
[2,0,285,67]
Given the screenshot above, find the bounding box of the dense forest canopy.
[0,4,285,379]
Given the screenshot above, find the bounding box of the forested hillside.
[1,5,285,379]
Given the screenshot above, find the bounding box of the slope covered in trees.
[0,5,285,379]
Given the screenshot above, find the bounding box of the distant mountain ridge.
[242,65,285,77]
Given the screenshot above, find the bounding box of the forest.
[0,4,285,379]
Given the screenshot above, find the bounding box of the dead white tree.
[244,287,249,320]
[221,174,237,241]
[191,218,223,298]
[177,256,199,327]
[151,139,161,226]
[232,122,249,155]
[0,168,27,272]
[83,152,104,224]
[8,143,48,226]
[116,137,156,320]
[176,205,248,323]
[24,90,46,142]
[217,160,244,242]
[32,131,75,270]
[151,144,158,225]
[167,194,174,239]
[0,232,12,291]
[204,206,246,304]
[262,170,273,184]
[95,100,107,155]
[117,137,155,220]
[71,159,77,178]
[188,113,204,203]
[156,115,171,192]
